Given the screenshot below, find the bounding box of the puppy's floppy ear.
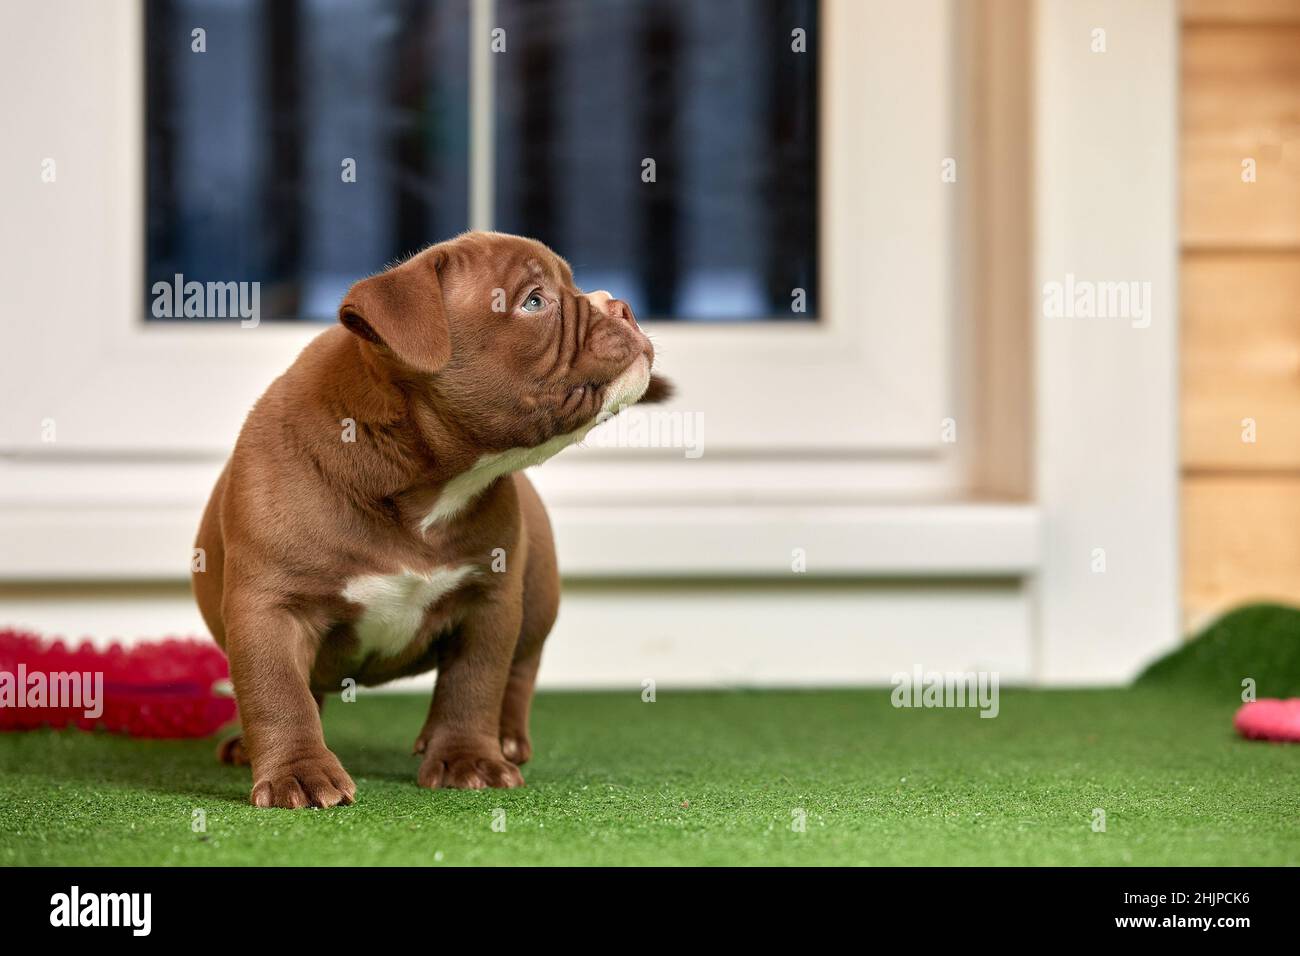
[640,373,674,404]
[339,249,451,374]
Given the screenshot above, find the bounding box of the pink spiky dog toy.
[0,627,236,738]
[1234,698,1300,743]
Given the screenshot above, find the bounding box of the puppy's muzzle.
[585,290,651,363]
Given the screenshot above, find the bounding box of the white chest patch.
[418,355,652,531]
[418,429,587,531]
[341,565,477,658]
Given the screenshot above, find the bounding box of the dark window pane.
[145,0,471,322]
[493,0,818,321]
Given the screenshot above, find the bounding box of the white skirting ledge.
[553,502,1039,578]
[0,498,1039,582]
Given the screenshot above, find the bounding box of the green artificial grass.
[1137,603,1300,699]
[2,603,1298,866]
[0,683,1297,866]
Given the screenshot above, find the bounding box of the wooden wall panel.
[1182,26,1300,246]
[1183,0,1300,25]
[1180,3,1300,624]
[1182,253,1300,469]
[1184,476,1300,627]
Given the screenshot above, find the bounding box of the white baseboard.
[0,580,1032,689]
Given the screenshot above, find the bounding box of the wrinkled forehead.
[440,233,575,307]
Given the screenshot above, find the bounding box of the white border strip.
[0,502,1040,582]
[1032,0,1180,681]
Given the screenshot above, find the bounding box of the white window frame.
[1,0,954,457]
[0,0,976,557]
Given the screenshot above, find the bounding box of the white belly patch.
[341,565,477,658]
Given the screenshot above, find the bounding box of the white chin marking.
[418,355,652,532]
[600,354,651,414]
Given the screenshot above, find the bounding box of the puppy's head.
[339,231,670,453]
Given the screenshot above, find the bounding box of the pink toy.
[0,627,235,738]
[1234,698,1300,743]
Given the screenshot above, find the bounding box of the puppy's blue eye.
[522,292,545,313]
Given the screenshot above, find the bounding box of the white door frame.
[1031,0,1180,682]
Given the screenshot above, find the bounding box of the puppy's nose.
[610,299,638,327]
[585,290,614,315]
[586,290,638,328]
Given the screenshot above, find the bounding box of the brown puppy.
[192,231,668,808]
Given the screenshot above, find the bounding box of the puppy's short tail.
[641,373,674,404]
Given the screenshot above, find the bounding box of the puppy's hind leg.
[499,650,546,766]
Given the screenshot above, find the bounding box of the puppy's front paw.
[250,750,356,809]
[418,746,524,790]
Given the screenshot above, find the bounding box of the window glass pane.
[145,0,470,322]
[492,0,818,321]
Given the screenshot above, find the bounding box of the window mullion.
[469,0,496,231]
